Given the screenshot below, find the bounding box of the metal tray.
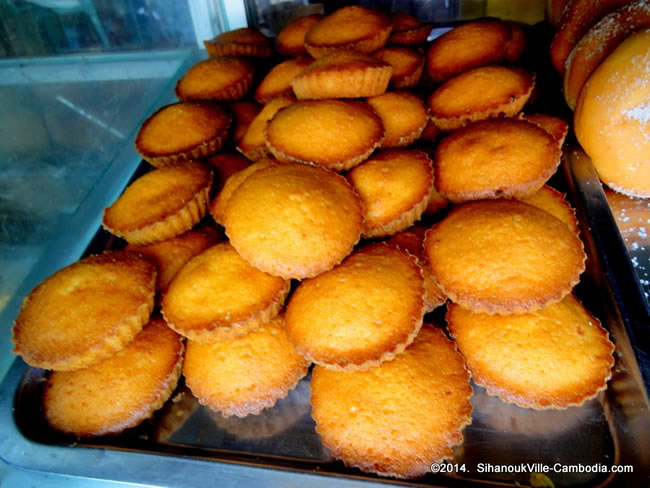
[0,148,649,488]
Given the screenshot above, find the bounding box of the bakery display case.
[0,1,649,487]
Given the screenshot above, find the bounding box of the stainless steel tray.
[0,148,649,487]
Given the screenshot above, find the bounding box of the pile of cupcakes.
[12,5,616,481]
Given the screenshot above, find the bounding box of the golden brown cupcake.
[504,21,527,62]
[550,0,630,74]
[366,91,428,148]
[428,66,535,131]
[520,185,579,234]
[205,152,251,192]
[521,113,569,146]
[237,96,294,161]
[162,243,290,343]
[13,251,156,371]
[275,14,323,57]
[389,12,432,45]
[373,47,424,88]
[291,52,392,100]
[304,6,392,58]
[229,100,262,146]
[447,295,615,409]
[286,243,425,370]
[424,200,586,314]
[43,318,183,436]
[310,325,472,478]
[265,100,383,171]
[102,162,212,245]
[419,116,441,141]
[209,159,277,225]
[175,57,254,102]
[135,102,231,167]
[126,228,219,294]
[255,57,312,104]
[348,149,433,237]
[426,19,512,82]
[223,163,363,279]
[434,119,561,202]
[386,225,446,312]
[204,27,272,58]
[563,1,650,109]
[183,316,309,417]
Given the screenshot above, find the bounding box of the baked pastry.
[434,119,561,202]
[183,316,309,417]
[310,325,472,478]
[347,149,433,237]
[425,19,512,82]
[265,100,383,171]
[563,1,650,109]
[204,27,272,58]
[162,242,290,343]
[286,243,425,370]
[419,117,441,141]
[428,66,535,131]
[229,101,261,146]
[447,295,615,409]
[135,102,231,167]
[237,96,294,161]
[43,318,183,436]
[125,228,219,293]
[424,200,586,314]
[175,57,254,102]
[389,12,432,45]
[521,113,569,146]
[366,91,428,148]
[548,0,571,27]
[574,29,650,197]
[255,57,312,104]
[223,163,363,279]
[373,47,424,88]
[550,0,631,74]
[291,52,392,100]
[13,251,156,371]
[504,21,527,62]
[520,185,580,234]
[386,225,446,312]
[102,162,212,245]
[304,6,392,58]
[209,159,277,226]
[275,14,323,57]
[205,152,250,192]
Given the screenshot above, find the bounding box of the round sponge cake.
[428,66,535,131]
[310,325,472,478]
[183,316,309,417]
[162,243,290,343]
[223,163,363,279]
[574,29,650,197]
[103,162,212,245]
[424,200,586,314]
[304,6,392,58]
[43,317,184,435]
[13,251,156,371]
[434,119,561,202]
[265,100,384,171]
[286,243,425,370]
[447,295,615,409]
[175,57,253,102]
[347,149,434,237]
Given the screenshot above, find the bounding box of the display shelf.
[0,49,204,380]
